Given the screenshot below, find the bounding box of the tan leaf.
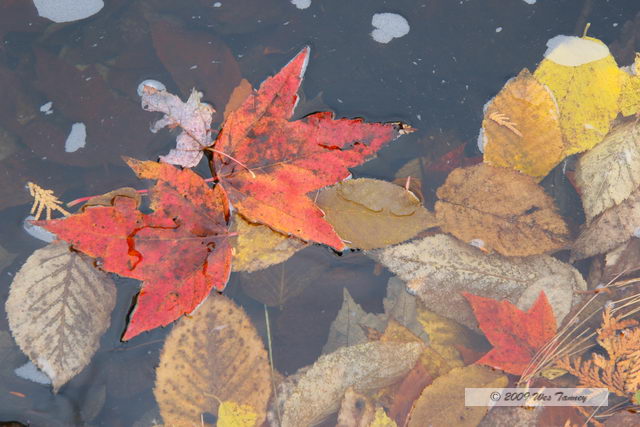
[371,234,586,330]
[81,187,141,210]
[232,214,307,273]
[240,246,330,307]
[315,178,438,250]
[383,277,429,342]
[5,242,116,392]
[435,164,570,256]
[483,69,565,181]
[478,406,542,427]
[407,365,508,427]
[155,294,271,426]
[571,185,640,260]
[603,238,640,282]
[223,78,253,121]
[336,387,375,427]
[575,120,640,222]
[277,341,422,427]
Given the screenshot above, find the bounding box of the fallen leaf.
[276,341,422,427]
[81,187,142,209]
[336,387,375,427]
[217,401,259,427]
[619,54,640,116]
[435,163,570,256]
[371,234,586,330]
[155,295,271,426]
[478,407,542,427]
[383,277,429,342]
[5,242,116,392]
[140,86,215,168]
[224,79,253,121]
[534,35,623,155]
[603,238,640,281]
[232,214,307,273]
[37,160,232,340]
[240,246,331,307]
[388,364,433,427]
[482,68,565,180]
[315,178,438,250]
[213,47,411,250]
[323,288,386,354]
[571,184,640,260]
[369,407,397,427]
[575,120,640,223]
[464,291,557,375]
[407,365,507,427]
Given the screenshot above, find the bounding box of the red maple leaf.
[37,161,232,340]
[210,47,411,250]
[464,291,557,375]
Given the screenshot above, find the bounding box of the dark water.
[1,0,640,425]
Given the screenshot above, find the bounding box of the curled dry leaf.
[575,120,640,223]
[482,69,565,181]
[5,242,116,392]
[406,365,508,427]
[155,294,271,427]
[276,341,422,427]
[571,184,640,260]
[315,178,438,250]
[232,214,307,273]
[371,234,586,330]
[435,163,570,256]
[534,35,623,155]
[239,246,330,307]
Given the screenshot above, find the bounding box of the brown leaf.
[435,163,570,256]
[603,238,640,281]
[316,178,438,250]
[371,234,586,330]
[276,341,422,427]
[5,242,116,392]
[224,78,253,121]
[406,365,508,427]
[483,69,565,181]
[388,363,433,427]
[336,387,376,427]
[154,295,271,426]
[82,187,141,209]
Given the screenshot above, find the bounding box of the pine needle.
[27,182,70,220]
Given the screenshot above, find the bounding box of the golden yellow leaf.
[232,214,307,273]
[369,407,397,427]
[406,365,508,427]
[435,164,570,256]
[27,182,70,220]
[534,35,623,155]
[315,178,438,250]
[218,401,259,427]
[619,53,640,117]
[154,295,271,426]
[482,69,565,180]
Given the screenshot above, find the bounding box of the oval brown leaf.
[435,163,569,256]
[154,294,271,426]
[5,242,116,392]
[316,178,438,250]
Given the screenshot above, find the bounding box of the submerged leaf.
[6,242,116,392]
[155,295,271,426]
[435,164,569,256]
[483,69,565,180]
[315,178,438,250]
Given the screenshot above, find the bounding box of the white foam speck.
[543,35,610,66]
[477,127,487,153]
[15,362,52,385]
[291,0,311,9]
[39,101,53,115]
[496,27,502,33]
[522,0,536,4]
[33,0,104,23]
[23,215,57,242]
[65,122,87,153]
[371,13,410,44]
[213,1,222,6]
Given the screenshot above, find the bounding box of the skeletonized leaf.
[315,178,438,250]
[277,341,422,427]
[482,69,565,181]
[435,164,569,256]
[155,294,271,426]
[232,214,307,273]
[572,185,640,260]
[575,120,640,222]
[5,242,116,392]
[407,365,508,427]
[371,234,586,330]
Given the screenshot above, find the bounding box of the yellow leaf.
[369,407,397,427]
[534,35,623,155]
[218,401,259,427]
[482,69,565,181]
